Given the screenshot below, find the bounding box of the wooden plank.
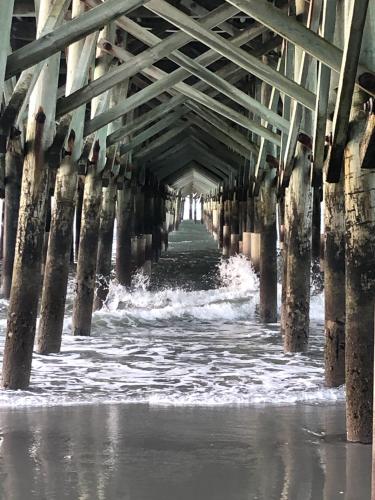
[146,0,316,109]
[224,0,375,97]
[5,0,147,79]
[326,0,370,183]
[311,0,336,186]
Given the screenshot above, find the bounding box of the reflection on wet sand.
[0,403,371,500]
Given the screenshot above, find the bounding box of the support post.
[259,169,277,323]
[1,0,60,389]
[72,160,102,335]
[116,181,133,286]
[344,2,375,444]
[324,172,345,387]
[345,106,375,443]
[1,129,22,298]
[283,141,313,352]
[36,155,78,352]
[94,173,117,310]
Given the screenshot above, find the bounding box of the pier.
[0,0,375,498]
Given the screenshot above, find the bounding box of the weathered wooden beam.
[181,0,237,37]
[141,134,188,165]
[224,0,375,97]
[106,16,287,132]
[192,142,237,174]
[188,114,250,159]
[253,52,284,196]
[311,0,336,186]
[0,1,15,100]
[1,0,70,134]
[120,109,186,155]
[189,127,242,165]
[153,145,233,179]
[101,42,279,145]
[5,0,146,79]
[57,3,238,116]
[134,122,190,161]
[86,61,265,152]
[48,31,98,166]
[1,129,23,298]
[157,156,227,183]
[281,0,322,187]
[326,0,370,183]
[146,0,316,109]
[165,164,221,189]
[79,24,269,139]
[106,62,247,148]
[186,101,258,156]
[106,99,182,147]
[124,64,245,146]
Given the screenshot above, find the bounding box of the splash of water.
[99,255,259,323]
[0,254,335,409]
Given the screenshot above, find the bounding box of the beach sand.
[0,402,371,500]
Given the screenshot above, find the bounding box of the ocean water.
[0,221,343,408]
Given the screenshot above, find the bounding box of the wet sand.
[0,403,371,500]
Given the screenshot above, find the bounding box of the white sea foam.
[0,249,338,408]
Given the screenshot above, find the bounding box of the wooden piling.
[36,155,78,353]
[116,183,133,286]
[36,0,89,351]
[283,142,313,353]
[324,173,345,387]
[1,0,60,389]
[345,105,375,443]
[223,195,231,257]
[75,177,84,260]
[230,195,239,255]
[1,129,22,298]
[259,168,277,323]
[72,160,102,336]
[312,187,322,262]
[94,173,117,310]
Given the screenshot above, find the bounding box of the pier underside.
[0,0,375,498]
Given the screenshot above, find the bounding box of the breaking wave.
[0,241,341,408]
